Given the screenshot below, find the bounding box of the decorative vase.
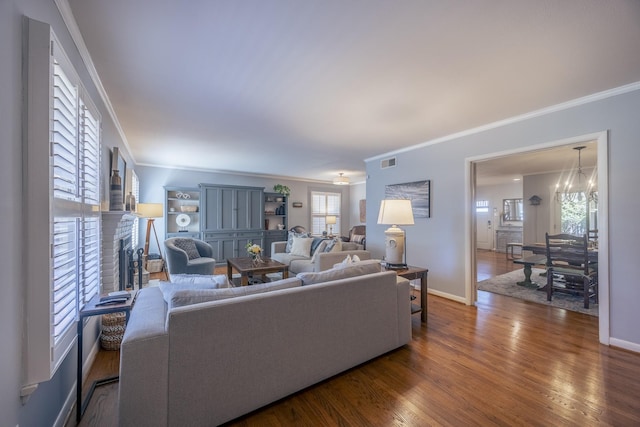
[109,170,123,211]
[251,253,262,265]
[125,192,136,212]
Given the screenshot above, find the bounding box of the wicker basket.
[146,259,164,273]
[179,205,198,213]
[100,312,126,351]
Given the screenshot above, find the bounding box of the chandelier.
[555,146,597,204]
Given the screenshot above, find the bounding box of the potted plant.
[273,184,291,197]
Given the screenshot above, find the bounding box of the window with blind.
[24,20,101,388]
[311,191,341,235]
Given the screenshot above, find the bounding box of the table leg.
[227,262,232,282]
[282,268,288,280]
[517,264,538,288]
[420,274,427,323]
[241,274,249,286]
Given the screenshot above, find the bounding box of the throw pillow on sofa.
[285,230,311,253]
[290,236,313,257]
[323,238,342,253]
[296,260,382,286]
[172,238,201,260]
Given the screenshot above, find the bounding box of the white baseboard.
[427,288,468,304]
[609,337,640,354]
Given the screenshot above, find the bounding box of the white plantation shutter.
[24,21,102,386]
[311,191,342,235]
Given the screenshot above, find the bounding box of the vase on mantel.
[109,170,123,211]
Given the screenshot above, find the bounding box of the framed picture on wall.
[385,180,431,218]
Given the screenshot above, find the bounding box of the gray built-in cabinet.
[200,184,265,264]
[165,184,290,264]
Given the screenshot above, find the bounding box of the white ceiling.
[64,0,640,184]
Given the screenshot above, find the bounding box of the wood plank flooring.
[66,255,640,426]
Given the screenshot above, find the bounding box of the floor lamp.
[377,199,415,269]
[137,203,164,273]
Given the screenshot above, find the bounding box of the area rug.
[478,268,598,317]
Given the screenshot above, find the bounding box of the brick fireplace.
[101,212,137,293]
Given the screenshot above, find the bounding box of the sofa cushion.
[290,236,313,257]
[285,230,311,253]
[164,278,303,309]
[296,261,382,285]
[172,238,201,260]
[158,280,223,305]
[271,252,309,266]
[169,274,230,287]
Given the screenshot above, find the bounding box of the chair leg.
[583,277,590,309]
[547,270,553,302]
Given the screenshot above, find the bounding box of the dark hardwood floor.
[66,255,640,426]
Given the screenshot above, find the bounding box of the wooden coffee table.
[227,257,289,286]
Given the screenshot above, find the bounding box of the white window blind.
[311,191,341,235]
[24,20,102,387]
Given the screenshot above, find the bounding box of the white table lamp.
[377,199,414,269]
[326,215,337,236]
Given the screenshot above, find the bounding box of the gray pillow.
[166,278,302,309]
[172,238,201,260]
[296,261,382,286]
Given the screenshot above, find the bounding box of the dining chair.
[544,233,598,308]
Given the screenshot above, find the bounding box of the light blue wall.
[2,1,131,425]
[366,87,640,348]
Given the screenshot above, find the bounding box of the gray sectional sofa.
[118,264,411,426]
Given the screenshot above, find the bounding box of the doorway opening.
[466,131,609,344]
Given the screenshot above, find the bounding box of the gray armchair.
[164,237,216,275]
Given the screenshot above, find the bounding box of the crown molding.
[366,81,640,163]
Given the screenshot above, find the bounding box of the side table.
[386,266,429,323]
[76,291,136,421]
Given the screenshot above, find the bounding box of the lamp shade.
[325,215,337,225]
[377,199,414,226]
[137,203,163,219]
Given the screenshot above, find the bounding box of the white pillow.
[290,236,313,257]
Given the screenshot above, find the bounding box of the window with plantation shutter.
[24,20,102,388]
[311,191,341,235]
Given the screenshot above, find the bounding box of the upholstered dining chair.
[164,237,216,275]
[544,233,598,308]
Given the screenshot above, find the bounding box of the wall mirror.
[503,198,523,222]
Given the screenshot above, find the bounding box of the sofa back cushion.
[161,278,303,310]
[296,260,382,285]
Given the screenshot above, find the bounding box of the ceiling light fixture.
[333,173,349,185]
[555,146,596,204]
